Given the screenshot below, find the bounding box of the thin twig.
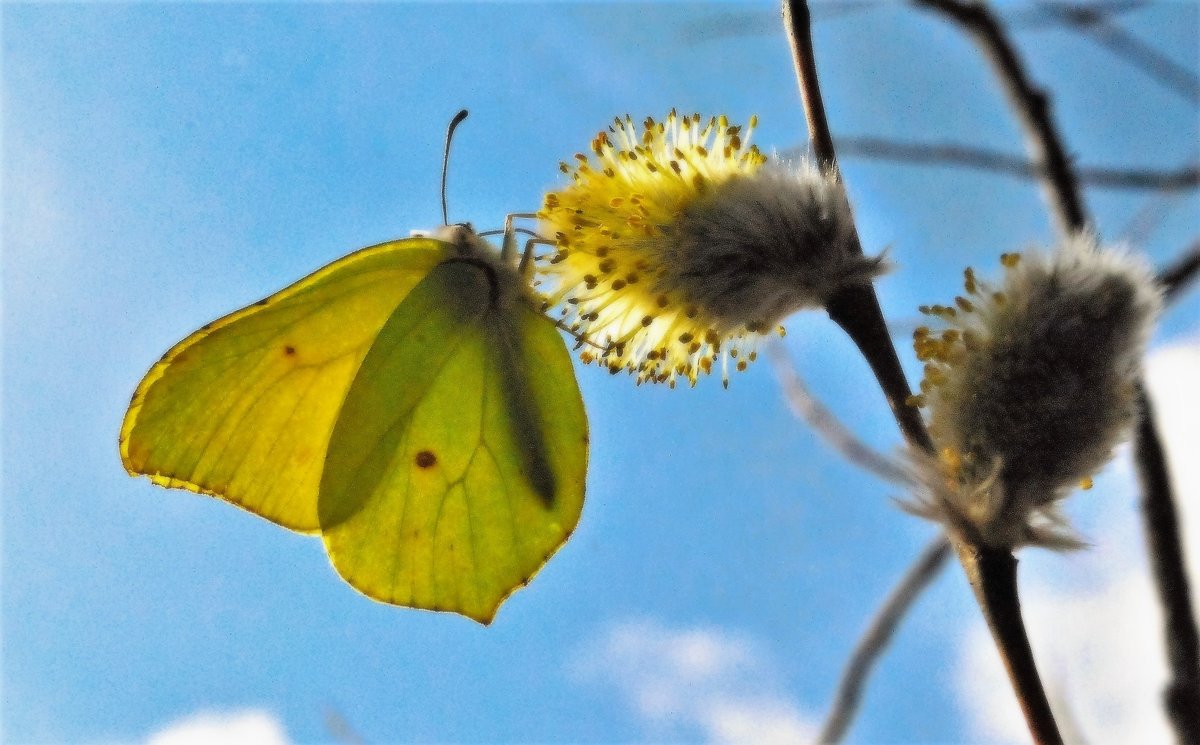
[790,137,1199,192]
[1035,3,1200,103]
[914,0,1086,238]
[1139,245,1200,741]
[777,1,1060,739]
[1118,188,1189,245]
[817,536,951,744]
[785,5,1058,738]
[782,0,934,455]
[1160,239,1200,303]
[678,2,876,44]
[784,0,837,173]
[1134,385,1200,742]
[1005,1,1145,30]
[766,341,912,485]
[956,544,1063,745]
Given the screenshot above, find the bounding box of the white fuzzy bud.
[655,165,883,330]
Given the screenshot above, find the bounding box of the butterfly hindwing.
[318,259,588,623]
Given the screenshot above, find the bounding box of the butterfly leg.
[500,212,541,263]
[517,237,557,282]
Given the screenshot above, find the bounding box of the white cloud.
[145,710,290,745]
[1144,341,1200,506]
[572,619,817,744]
[957,339,1200,744]
[702,699,819,745]
[959,571,1173,744]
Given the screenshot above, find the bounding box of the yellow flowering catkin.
[538,111,883,388]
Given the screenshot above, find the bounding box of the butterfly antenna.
[441,109,469,225]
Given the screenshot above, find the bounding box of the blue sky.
[3,2,1197,743]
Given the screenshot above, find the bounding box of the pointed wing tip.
[466,608,498,626]
[322,552,512,625]
[341,584,503,625]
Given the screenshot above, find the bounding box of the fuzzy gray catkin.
[907,233,1162,548]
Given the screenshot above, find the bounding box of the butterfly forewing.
[120,238,452,531]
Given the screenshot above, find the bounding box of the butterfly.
[119,113,588,624]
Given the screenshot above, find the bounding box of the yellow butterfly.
[121,112,588,623]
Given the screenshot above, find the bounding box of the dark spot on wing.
[415,450,438,469]
[254,299,269,307]
[283,345,296,356]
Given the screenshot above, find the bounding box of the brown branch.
[1135,385,1200,742]
[1160,239,1200,303]
[1035,4,1200,103]
[811,137,1199,192]
[785,2,1060,741]
[784,0,837,173]
[1140,243,1200,742]
[782,0,934,456]
[824,286,936,454]
[1004,1,1146,29]
[914,0,1087,238]
[956,544,1064,745]
[817,536,951,744]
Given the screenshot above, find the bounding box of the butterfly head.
[422,223,528,308]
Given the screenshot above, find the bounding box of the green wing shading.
[318,260,588,623]
[120,238,452,532]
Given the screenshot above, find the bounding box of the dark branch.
[801,137,1199,192]
[914,0,1087,237]
[1035,4,1200,103]
[817,537,951,744]
[1134,386,1200,741]
[1004,1,1147,29]
[782,0,934,455]
[1160,239,1200,303]
[787,3,1061,741]
[783,0,837,172]
[904,3,1092,741]
[956,544,1064,745]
